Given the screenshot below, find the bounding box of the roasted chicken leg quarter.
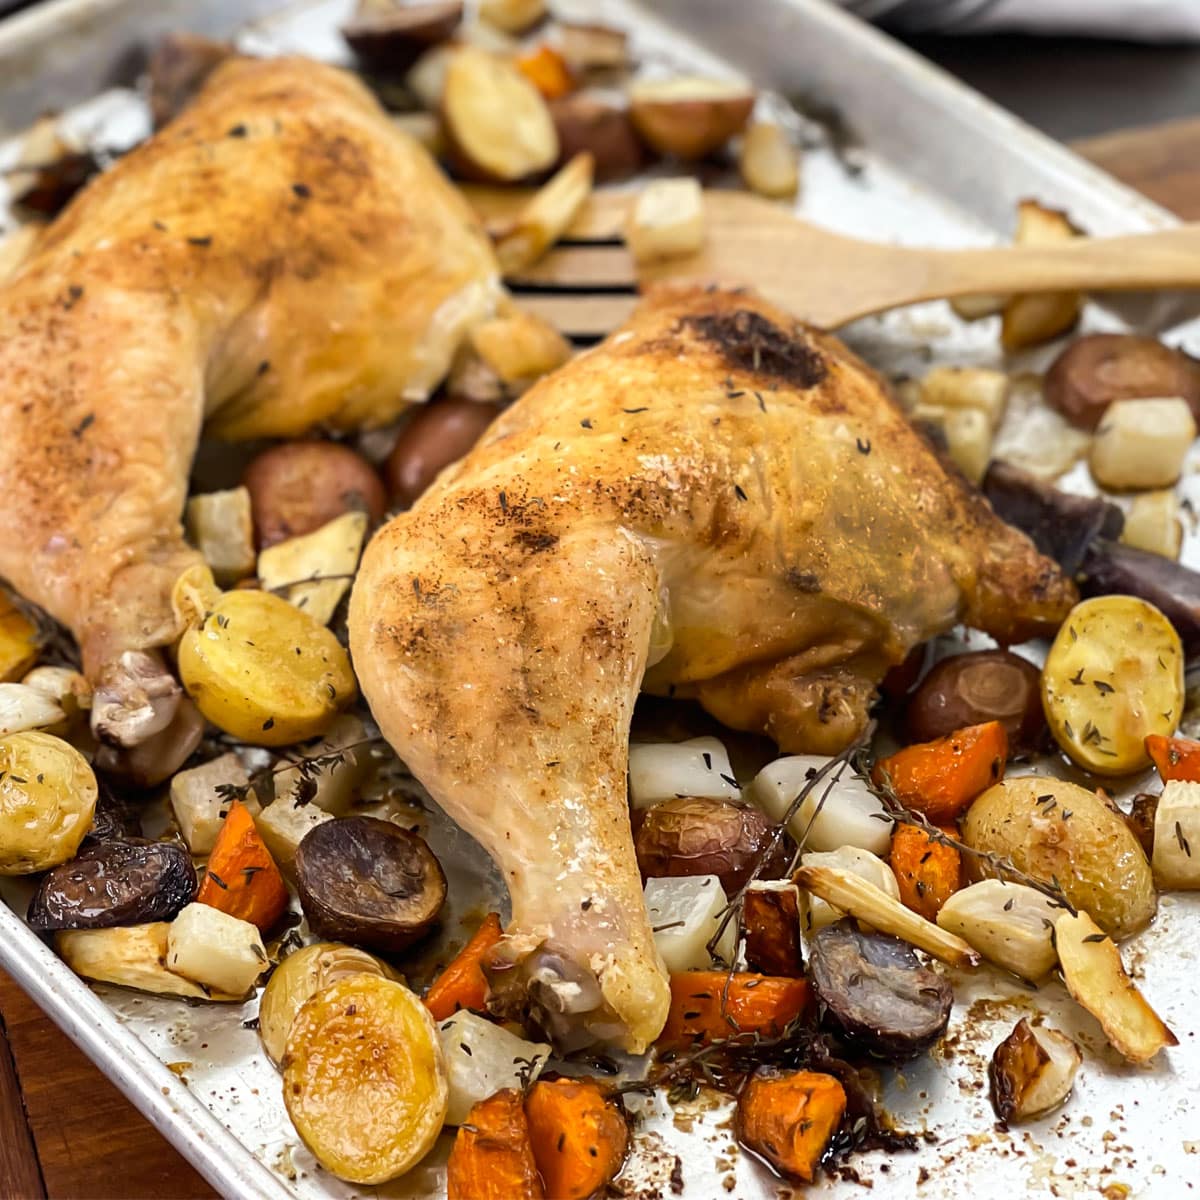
[349,287,1076,1053]
[0,57,500,761]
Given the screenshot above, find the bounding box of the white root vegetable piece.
[558,22,630,71]
[628,735,739,810]
[1089,397,1196,491]
[273,714,374,815]
[625,177,704,264]
[0,682,65,736]
[167,902,269,997]
[918,365,1010,430]
[0,223,40,286]
[255,799,335,880]
[793,864,979,968]
[478,0,545,35]
[185,487,256,585]
[644,874,737,970]
[442,47,558,182]
[468,307,572,387]
[798,846,899,934]
[992,373,1091,480]
[990,1018,1081,1123]
[438,1010,551,1126]
[936,879,1060,981]
[21,666,91,718]
[628,76,755,160]
[1001,200,1082,352]
[169,751,258,856]
[1054,909,1176,1064]
[1151,780,1200,889]
[57,923,244,1000]
[738,123,799,199]
[406,42,457,110]
[950,293,1005,322]
[1121,489,1183,559]
[748,755,891,857]
[495,152,595,275]
[257,511,368,627]
[911,403,992,484]
[1041,595,1183,776]
[0,731,96,874]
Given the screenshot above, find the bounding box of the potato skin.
[242,441,386,549]
[1044,334,1200,432]
[628,87,754,161]
[384,399,502,509]
[962,777,1155,939]
[632,796,788,894]
[550,94,645,181]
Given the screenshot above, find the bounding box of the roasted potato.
[1044,334,1200,432]
[1000,200,1081,352]
[241,441,385,550]
[258,941,399,1066]
[628,76,755,160]
[1041,595,1183,775]
[738,123,799,199]
[550,94,645,180]
[442,47,559,182]
[283,975,448,1183]
[0,587,39,682]
[558,22,630,72]
[384,399,503,508]
[633,795,787,893]
[341,1,462,70]
[906,650,1044,753]
[989,1018,1081,1123]
[478,0,545,35]
[0,731,97,874]
[468,307,572,386]
[177,588,356,746]
[962,776,1156,939]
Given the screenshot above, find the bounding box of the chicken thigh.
[350,287,1076,1053]
[0,57,500,755]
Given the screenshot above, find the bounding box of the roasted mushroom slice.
[807,919,952,1062]
[27,839,197,931]
[295,816,447,953]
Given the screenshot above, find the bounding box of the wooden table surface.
[1,105,1198,1200]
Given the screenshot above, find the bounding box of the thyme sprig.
[213,734,384,808]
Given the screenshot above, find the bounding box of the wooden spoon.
[466,185,1200,339]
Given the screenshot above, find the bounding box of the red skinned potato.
[242,441,386,549]
[385,399,502,509]
[341,1,463,71]
[628,76,755,160]
[550,94,646,181]
[1044,333,1200,431]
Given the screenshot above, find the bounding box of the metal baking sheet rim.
[0,2,1190,1198]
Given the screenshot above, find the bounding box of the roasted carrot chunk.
[195,799,289,932]
[516,45,576,100]
[1146,734,1200,784]
[525,1078,628,1200]
[424,912,504,1021]
[889,823,962,921]
[448,1088,545,1200]
[736,1068,846,1183]
[874,721,1008,823]
[742,885,804,976]
[657,972,811,1052]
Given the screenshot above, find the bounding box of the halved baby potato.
[178,588,355,746]
[1041,595,1183,775]
[283,975,448,1184]
[628,75,754,160]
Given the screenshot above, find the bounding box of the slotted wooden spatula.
[465,185,1200,340]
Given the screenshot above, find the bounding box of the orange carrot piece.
[516,45,576,100]
[742,887,804,977]
[196,799,289,932]
[657,972,811,1052]
[735,1068,846,1183]
[1146,734,1200,784]
[525,1078,628,1200]
[448,1088,545,1200]
[874,721,1008,823]
[889,823,962,921]
[425,912,504,1021]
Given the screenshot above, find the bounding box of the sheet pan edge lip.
[0,901,294,1200]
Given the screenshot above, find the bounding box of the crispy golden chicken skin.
[350,287,1076,1053]
[0,57,499,752]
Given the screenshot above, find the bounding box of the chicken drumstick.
[350,287,1077,1053]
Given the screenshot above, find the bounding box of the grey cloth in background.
[844,0,1200,39]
